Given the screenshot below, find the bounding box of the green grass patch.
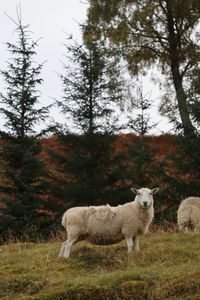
[1,232,200,299]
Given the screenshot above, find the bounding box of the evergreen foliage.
[54,23,129,209]
[125,88,167,220]
[127,86,157,136]
[0,18,52,240]
[58,24,124,135]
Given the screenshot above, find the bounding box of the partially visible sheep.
[59,187,159,259]
[177,197,200,232]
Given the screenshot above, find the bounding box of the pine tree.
[58,24,123,135]
[54,24,128,209]
[126,86,160,186]
[0,18,51,240]
[128,86,157,136]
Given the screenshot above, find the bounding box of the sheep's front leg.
[125,237,133,253]
[133,236,140,251]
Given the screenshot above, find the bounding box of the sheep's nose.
[143,201,148,206]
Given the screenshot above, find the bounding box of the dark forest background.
[0,0,200,242]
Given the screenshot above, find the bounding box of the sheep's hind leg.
[59,241,67,258]
[125,237,133,253]
[133,237,140,251]
[63,236,78,259]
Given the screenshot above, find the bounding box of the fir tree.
[128,86,157,136]
[126,86,160,186]
[54,24,128,209]
[0,17,51,240]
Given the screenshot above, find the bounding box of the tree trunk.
[89,50,94,135]
[171,70,194,136]
[166,0,194,136]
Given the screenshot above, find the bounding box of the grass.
[1,232,200,299]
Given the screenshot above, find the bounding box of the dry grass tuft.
[1,232,200,299]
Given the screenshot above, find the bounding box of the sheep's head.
[131,187,159,209]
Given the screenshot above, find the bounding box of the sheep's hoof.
[58,255,68,259]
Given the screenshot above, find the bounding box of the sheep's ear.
[151,188,159,195]
[131,188,139,194]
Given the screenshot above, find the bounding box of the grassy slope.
[1,232,200,300]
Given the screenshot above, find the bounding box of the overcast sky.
[0,0,172,134]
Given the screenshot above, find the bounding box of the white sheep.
[177,197,200,232]
[59,187,159,258]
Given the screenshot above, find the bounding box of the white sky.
[0,0,172,135]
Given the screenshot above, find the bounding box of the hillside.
[1,232,200,300]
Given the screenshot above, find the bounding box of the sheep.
[177,197,200,232]
[59,187,159,259]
